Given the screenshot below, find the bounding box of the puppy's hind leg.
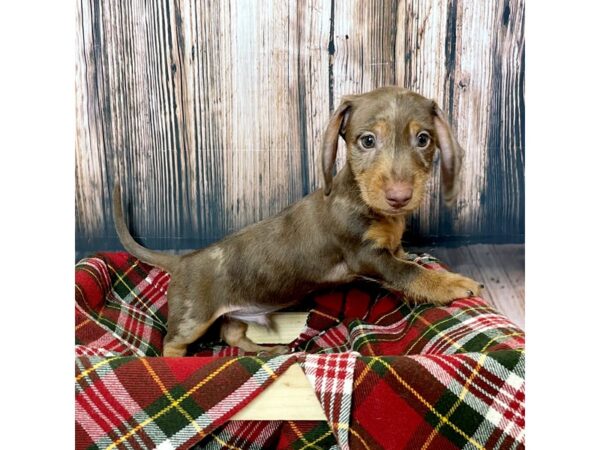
[162,296,222,357]
[220,318,288,355]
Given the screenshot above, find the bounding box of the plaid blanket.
[75,252,524,449]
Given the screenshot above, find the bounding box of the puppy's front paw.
[429,272,483,305]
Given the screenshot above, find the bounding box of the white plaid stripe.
[75,358,151,449]
[108,263,168,323]
[76,258,112,291]
[75,330,129,356]
[75,302,141,356]
[414,352,525,425]
[75,344,119,358]
[106,292,157,356]
[113,298,156,355]
[301,352,358,450]
[412,352,525,447]
[78,356,294,449]
[209,345,245,357]
[421,313,523,355]
[311,323,350,352]
[348,316,411,347]
[480,364,525,448]
[291,327,322,352]
[201,420,282,450]
[139,269,170,314]
[75,398,114,447]
[121,275,168,327]
[164,354,296,447]
[156,440,176,449]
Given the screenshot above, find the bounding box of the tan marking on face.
[372,121,391,140]
[409,120,422,137]
[406,170,429,210]
[354,152,392,211]
[363,216,405,252]
[354,151,429,215]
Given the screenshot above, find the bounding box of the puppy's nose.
[385,186,413,208]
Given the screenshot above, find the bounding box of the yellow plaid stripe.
[102,356,286,450]
[208,432,243,450]
[76,356,121,382]
[140,359,207,439]
[108,262,165,326]
[289,421,336,450]
[342,423,372,450]
[404,306,490,354]
[105,358,240,450]
[369,357,486,450]
[421,352,488,449]
[297,425,334,450]
[210,433,243,450]
[354,357,379,388]
[482,331,525,352]
[289,421,320,449]
[75,318,91,331]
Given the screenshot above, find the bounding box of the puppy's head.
[321,87,464,215]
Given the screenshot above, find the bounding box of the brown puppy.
[113,86,483,357]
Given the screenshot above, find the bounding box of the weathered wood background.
[76,0,524,253]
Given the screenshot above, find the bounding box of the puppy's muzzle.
[385,184,413,209]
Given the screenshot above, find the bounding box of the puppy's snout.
[385,185,413,208]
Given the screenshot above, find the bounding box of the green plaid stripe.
[76,354,297,449]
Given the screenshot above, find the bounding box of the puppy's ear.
[432,102,465,205]
[321,97,354,196]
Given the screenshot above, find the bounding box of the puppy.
[113,86,483,357]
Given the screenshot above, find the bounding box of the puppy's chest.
[363,217,406,253]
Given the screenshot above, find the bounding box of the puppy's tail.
[112,182,179,272]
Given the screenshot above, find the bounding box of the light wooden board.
[246,312,309,344]
[230,363,326,421]
[75,0,524,253]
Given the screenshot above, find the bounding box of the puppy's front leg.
[357,248,483,305]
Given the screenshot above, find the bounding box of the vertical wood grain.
[75,0,524,253]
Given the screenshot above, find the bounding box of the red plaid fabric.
[75,354,298,449]
[300,352,358,450]
[75,252,524,449]
[76,254,169,357]
[190,420,337,449]
[285,255,525,449]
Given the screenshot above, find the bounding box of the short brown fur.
[113,86,482,357]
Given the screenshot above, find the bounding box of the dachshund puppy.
[113,86,483,357]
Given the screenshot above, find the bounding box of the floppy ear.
[321,97,353,196]
[432,102,465,205]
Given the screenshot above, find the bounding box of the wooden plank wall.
[75,0,524,253]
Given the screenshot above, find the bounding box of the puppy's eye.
[416,132,430,148]
[360,134,376,149]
